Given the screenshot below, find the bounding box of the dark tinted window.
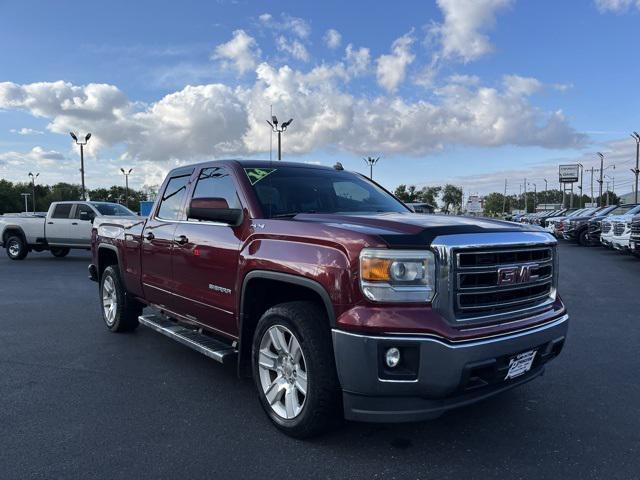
[75,204,96,220]
[247,166,408,218]
[192,167,240,209]
[157,175,190,220]
[52,204,72,219]
[91,203,135,216]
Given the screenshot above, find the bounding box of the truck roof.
[167,159,337,177]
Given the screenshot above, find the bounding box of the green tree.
[419,186,441,206]
[483,192,509,215]
[441,184,463,213]
[394,184,420,202]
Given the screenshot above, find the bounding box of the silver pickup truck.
[1,201,136,260]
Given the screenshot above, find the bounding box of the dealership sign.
[559,164,580,183]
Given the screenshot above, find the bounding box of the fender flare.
[2,225,27,246]
[96,243,124,277]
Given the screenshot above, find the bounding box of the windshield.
[247,166,409,218]
[605,205,640,216]
[91,202,136,216]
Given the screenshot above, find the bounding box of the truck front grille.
[453,247,554,319]
[613,222,625,236]
[588,221,600,234]
[631,220,640,240]
[601,221,612,234]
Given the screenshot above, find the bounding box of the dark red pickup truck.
[90,160,568,437]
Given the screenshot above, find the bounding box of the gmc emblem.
[497,264,539,286]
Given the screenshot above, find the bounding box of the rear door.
[140,173,192,312]
[171,166,245,337]
[46,203,75,245]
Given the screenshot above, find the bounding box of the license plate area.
[505,349,537,380]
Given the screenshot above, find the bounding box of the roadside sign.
[466,195,483,214]
[559,164,580,183]
[584,202,597,208]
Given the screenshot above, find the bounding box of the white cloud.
[0,68,584,186]
[0,146,65,168]
[213,29,261,74]
[432,0,513,62]
[275,36,310,62]
[324,29,342,49]
[595,0,640,12]
[258,13,311,38]
[10,127,44,135]
[344,44,370,77]
[376,33,415,93]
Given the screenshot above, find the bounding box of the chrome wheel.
[102,275,117,326]
[258,325,308,420]
[8,240,20,257]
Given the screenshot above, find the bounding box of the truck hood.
[291,212,542,247]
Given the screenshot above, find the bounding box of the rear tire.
[6,235,28,260]
[51,247,70,258]
[100,265,142,332]
[577,229,589,246]
[252,301,341,438]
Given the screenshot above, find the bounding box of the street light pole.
[363,157,380,179]
[70,132,92,200]
[266,116,293,160]
[597,152,604,207]
[577,164,584,208]
[28,172,39,212]
[20,193,31,213]
[120,168,133,209]
[632,132,640,204]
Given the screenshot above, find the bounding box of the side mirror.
[187,197,243,226]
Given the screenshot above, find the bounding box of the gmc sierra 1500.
[90,160,569,438]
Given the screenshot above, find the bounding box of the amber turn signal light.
[361,257,391,281]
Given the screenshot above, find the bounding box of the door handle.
[175,235,189,245]
[47,222,54,225]
[145,232,155,241]
[72,222,78,225]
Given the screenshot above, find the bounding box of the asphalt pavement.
[1,243,639,479]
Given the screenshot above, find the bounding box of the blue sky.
[1,0,639,196]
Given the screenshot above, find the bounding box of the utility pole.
[606,182,610,206]
[21,193,31,213]
[543,179,548,207]
[578,164,584,208]
[632,132,640,204]
[266,116,293,160]
[363,157,380,180]
[70,132,92,200]
[524,178,527,212]
[590,167,594,205]
[28,172,39,212]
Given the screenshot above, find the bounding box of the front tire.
[6,235,28,260]
[577,229,589,246]
[252,301,340,438]
[51,247,70,258]
[100,265,141,332]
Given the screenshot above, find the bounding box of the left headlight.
[359,249,436,303]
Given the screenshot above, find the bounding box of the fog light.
[385,347,401,368]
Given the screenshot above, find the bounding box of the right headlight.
[359,249,436,303]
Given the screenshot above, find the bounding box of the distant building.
[407,202,435,214]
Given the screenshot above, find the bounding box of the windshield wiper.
[270,211,317,219]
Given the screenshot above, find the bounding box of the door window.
[52,204,73,219]
[156,175,190,220]
[75,204,96,221]
[192,167,241,209]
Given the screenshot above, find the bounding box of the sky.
[1,0,640,197]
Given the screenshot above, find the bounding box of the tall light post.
[120,168,133,209]
[266,116,293,160]
[543,178,548,207]
[363,156,380,179]
[70,132,92,200]
[20,193,31,213]
[528,182,537,211]
[631,132,640,204]
[577,163,584,208]
[597,152,604,207]
[28,172,39,212]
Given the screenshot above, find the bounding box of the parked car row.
[510,204,640,256]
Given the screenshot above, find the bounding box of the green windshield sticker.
[244,168,276,185]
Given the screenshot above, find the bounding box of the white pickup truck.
[1,201,137,260]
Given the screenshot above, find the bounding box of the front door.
[46,203,75,245]
[70,204,96,247]
[171,166,244,337]
[140,173,191,312]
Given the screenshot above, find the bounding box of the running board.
[138,314,237,364]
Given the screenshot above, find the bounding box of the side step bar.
[138,314,237,364]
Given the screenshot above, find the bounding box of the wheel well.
[238,277,333,377]
[2,228,26,245]
[97,247,119,278]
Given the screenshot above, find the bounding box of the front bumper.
[332,314,568,423]
[611,235,630,252]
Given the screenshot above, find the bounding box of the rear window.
[157,175,190,220]
[52,204,72,219]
